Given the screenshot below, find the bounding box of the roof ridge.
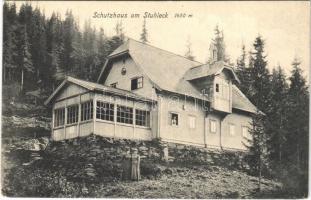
[127,37,202,65]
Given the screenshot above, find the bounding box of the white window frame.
[67,104,79,125]
[170,112,179,127]
[117,105,133,124]
[54,108,65,127]
[81,101,93,121]
[96,101,114,122]
[210,119,217,133]
[189,115,196,129]
[131,76,143,90]
[229,123,236,136]
[135,109,150,127]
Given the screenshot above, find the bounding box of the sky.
[15,1,310,80]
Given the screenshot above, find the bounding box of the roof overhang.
[45,76,155,106]
[215,66,241,84]
[97,50,129,83]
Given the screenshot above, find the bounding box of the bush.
[140,160,162,179]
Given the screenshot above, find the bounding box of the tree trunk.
[21,68,24,91]
[279,143,282,162]
[258,154,262,192]
[3,66,6,83]
[297,144,300,170]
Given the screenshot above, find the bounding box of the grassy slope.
[92,166,281,198]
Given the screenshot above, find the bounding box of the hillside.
[2,132,285,198]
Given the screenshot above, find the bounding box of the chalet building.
[45,38,257,151]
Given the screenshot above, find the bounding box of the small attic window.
[122,58,126,65]
[131,77,143,90]
[216,84,220,92]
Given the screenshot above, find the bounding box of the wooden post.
[93,95,96,135]
[78,94,81,137]
[133,102,136,139]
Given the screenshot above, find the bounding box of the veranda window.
[117,105,133,124]
[96,101,114,122]
[54,108,65,127]
[81,101,93,121]
[135,109,150,127]
[67,105,79,124]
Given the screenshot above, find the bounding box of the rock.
[139,145,148,151]
[164,168,174,175]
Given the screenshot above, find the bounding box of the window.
[131,77,143,90]
[117,105,133,124]
[242,126,249,138]
[96,101,114,122]
[67,105,79,124]
[229,124,235,136]
[135,109,150,127]
[54,108,65,127]
[170,113,179,126]
[110,82,117,88]
[216,84,219,93]
[189,116,196,129]
[210,119,217,133]
[81,101,93,121]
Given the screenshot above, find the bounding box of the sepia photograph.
[1,1,310,198]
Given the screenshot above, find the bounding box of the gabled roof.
[97,38,201,90]
[184,61,240,84]
[232,85,257,113]
[44,76,154,105]
[96,38,257,113]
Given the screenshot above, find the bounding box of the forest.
[2,2,309,197]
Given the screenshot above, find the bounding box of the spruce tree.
[248,36,272,113]
[213,25,227,62]
[3,3,18,82]
[114,21,125,41]
[267,65,288,168]
[17,26,34,91]
[284,58,309,196]
[235,45,252,96]
[245,111,269,192]
[140,18,148,43]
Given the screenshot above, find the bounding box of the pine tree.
[214,26,228,62]
[3,2,18,82]
[62,10,76,75]
[17,26,34,91]
[235,44,252,96]
[114,20,125,41]
[184,37,195,61]
[284,58,309,196]
[267,65,288,168]
[248,36,271,113]
[140,18,148,43]
[245,111,269,192]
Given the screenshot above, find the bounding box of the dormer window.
[131,77,143,90]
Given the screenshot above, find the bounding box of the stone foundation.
[43,134,250,182]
